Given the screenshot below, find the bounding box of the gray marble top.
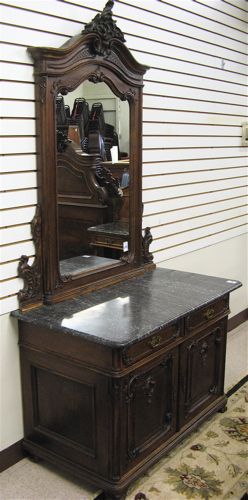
[60,255,120,275]
[12,268,241,348]
[87,221,129,236]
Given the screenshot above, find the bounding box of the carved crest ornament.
[83,0,125,56]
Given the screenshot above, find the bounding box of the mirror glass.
[56,82,130,276]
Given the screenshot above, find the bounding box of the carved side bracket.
[142,227,154,264]
[18,205,43,310]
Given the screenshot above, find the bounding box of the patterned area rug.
[125,379,248,500]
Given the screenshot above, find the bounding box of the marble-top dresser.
[12,268,241,499]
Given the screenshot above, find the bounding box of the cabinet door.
[123,347,178,470]
[179,318,227,428]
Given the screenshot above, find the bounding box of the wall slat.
[118,0,247,24]
[143,109,245,126]
[0,119,36,137]
[151,219,247,252]
[143,124,242,137]
[143,187,247,215]
[143,148,246,163]
[143,82,247,106]
[0,190,37,210]
[0,81,35,100]
[143,157,247,174]
[142,177,247,203]
[1,100,35,118]
[0,24,68,48]
[143,136,243,149]
[143,198,247,227]
[1,240,35,263]
[125,32,247,66]
[113,9,247,51]
[1,139,36,156]
[0,224,32,245]
[0,206,36,227]
[1,155,36,173]
[142,167,247,189]
[152,225,246,262]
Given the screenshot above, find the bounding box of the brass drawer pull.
[204,308,215,320]
[147,335,161,349]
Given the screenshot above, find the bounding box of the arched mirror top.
[18,0,154,311]
[27,1,148,91]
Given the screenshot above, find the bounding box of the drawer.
[185,296,229,333]
[91,233,125,249]
[122,321,181,365]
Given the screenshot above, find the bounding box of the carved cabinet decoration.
[12,2,242,500]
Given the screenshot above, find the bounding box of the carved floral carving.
[142,227,154,264]
[199,340,209,366]
[55,273,72,289]
[120,88,137,102]
[83,0,125,56]
[39,76,46,104]
[143,376,156,404]
[51,80,72,99]
[18,205,43,308]
[125,373,140,404]
[88,67,105,84]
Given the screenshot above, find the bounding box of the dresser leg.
[104,490,127,500]
[218,404,227,413]
[28,453,41,463]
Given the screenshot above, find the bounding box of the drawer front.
[122,321,181,365]
[91,233,124,248]
[185,296,229,333]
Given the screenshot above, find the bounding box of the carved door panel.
[123,348,178,470]
[178,318,227,428]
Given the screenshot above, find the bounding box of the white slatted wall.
[0,0,247,315]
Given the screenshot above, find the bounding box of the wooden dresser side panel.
[18,321,116,373]
[19,344,111,477]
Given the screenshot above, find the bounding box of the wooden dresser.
[12,268,241,499]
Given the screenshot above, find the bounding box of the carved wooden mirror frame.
[18,1,153,310]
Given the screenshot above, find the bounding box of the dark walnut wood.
[12,268,241,499]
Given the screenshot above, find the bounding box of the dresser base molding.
[21,394,227,499]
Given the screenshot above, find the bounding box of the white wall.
[159,233,248,319]
[0,0,247,451]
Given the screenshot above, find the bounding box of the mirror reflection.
[56,82,130,276]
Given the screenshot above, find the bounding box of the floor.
[1,321,247,500]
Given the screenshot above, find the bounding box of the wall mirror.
[57,81,130,275]
[18,0,153,310]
